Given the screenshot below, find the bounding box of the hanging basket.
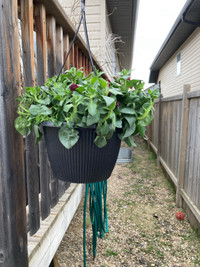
[43,122,121,183]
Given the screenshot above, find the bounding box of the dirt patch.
[57,136,200,267]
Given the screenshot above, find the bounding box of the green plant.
[15,68,159,149]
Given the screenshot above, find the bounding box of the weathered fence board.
[63,34,70,70]
[0,0,28,265]
[21,0,40,236]
[149,85,200,230]
[176,85,190,207]
[35,3,51,221]
[184,97,200,207]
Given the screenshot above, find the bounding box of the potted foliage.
[15,68,159,183]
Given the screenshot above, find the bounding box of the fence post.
[147,123,152,150]
[0,0,28,265]
[157,82,162,166]
[176,85,191,207]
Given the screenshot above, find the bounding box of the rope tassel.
[83,181,108,266]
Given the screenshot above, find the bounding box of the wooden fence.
[148,85,200,231]
[0,0,103,266]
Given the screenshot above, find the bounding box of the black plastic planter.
[43,123,121,183]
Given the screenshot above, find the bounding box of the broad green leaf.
[99,78,107,88]
[124,136,136,147]
[63,103,73,113]
[123,123,136,138]
[86,112,100,126]
[137,124,146,137]
[108,88,123,95]
[15,116,28,135]
[125,116,136,127]
[29,104,52,116]
[116,119,123,128]
[88,101,97,116]
[94,136,107,148]
[102,95,115,106]
[105,124,115,139]
[37,96,51,105]
[100,122,110,136]
[58,126,79,149]
[91,76,98,84]
[33,125,42,143]
[120,107,136,115]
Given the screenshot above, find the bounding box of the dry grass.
[57,136,200,267]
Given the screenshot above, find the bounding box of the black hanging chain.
[56,0,96,82]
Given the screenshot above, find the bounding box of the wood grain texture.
[176,85,191,207]
[74,44,79,69]
[56,25,63,72]
[21,0,40,236]
[63,34,70,70]
[82,53,86,74]
[34,3,51,220]
[157,84,162,166]
[69,42,75,68]
[0,0,28,265]
[47,16,57,77]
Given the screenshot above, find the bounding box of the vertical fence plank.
[74,45,79,69]
[147,123,152,150]
[35,3,51,220]
[176,85,191,207]
[63,34,70,70]
[55,25,70,197]
[56,25,63,72]
[46,15,59,207]
[89,62,92,74]
[78,49,83,69]
[0,0,28,265]
[69,42,75,67]
[47,16,57,77]
[85,57,89,76]
[21,0,40,235]
[82,53,86,74]
[157,83,162,166]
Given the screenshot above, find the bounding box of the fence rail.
[0,0,103,265]
[148,85,200,231]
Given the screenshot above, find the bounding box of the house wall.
[157,28,200,97]
[58,0,120,77]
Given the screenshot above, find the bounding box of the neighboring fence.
[148,85,200,229]
[0,0,103,266]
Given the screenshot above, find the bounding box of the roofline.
[129,0,140,69]
[149,0,196,83]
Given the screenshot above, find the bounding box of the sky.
[131,0,187,89]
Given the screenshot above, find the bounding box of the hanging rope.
[83,181,108,267]
[56,0,96,82]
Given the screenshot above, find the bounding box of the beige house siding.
[104,7,120,77]
[58,0,120,77]
[157,27,200,97]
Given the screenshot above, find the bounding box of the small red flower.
[69,83,79,92]
[108,91,112,96]
[107,78,111,87]
[176,211,185,221]
[115,101,120,109]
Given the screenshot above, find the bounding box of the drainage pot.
[43,123,121,183]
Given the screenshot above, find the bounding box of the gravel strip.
[57,136,200,267]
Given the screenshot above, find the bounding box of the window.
[176,52,181,75]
